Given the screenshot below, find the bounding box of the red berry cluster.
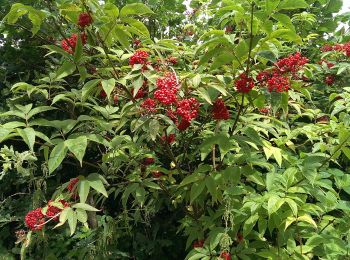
[193,239,204,248]
[177,119,191,131]
[25,208,45,231]
[141,98,156,113]
[320,44,333,52]
[46,200,69,221]
[61,33,87,54]
[100,89,107,98]
[129,50,149,66]
[324,75,335,86]
[212,99,230,120]
[167,57,178,65]
[142,158,155,165]
[267,73,290,92]
[257,52,308,92]
[161,133,176,144]
[320,42,350,57]
[130,80,148,100]
[78,12,93,28]
[225,26,233,33]
[235,73,254,93]
[138,70,200,131]
[275,52,308,74]
[133,87,147,99]
[176,98,200,122]
[154,72,178,105]
[319,59,334,69]
[152,171,163,178]
[133,38,141,47]
[259,107,270,114]
[220,251,231,260]
[24,200,69,231]
[67,178,79,199]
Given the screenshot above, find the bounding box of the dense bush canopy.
[1,0,350,259]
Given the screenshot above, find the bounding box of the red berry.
[61,33,87,54]
[154,72,178,105]
[193,239,204,248]
[152,171,163,178]
[235,73,254,93]
[320,44,333,52]
[237,233,244,242]
[275,52,308,74]
[225,26,233,33]
[256,70,271,85]
[167,57,178,65]
[132,87,147,99]
[129,50,149,66]
[45,200,69,221]
[78,12,93,28]
[259,107,270,114]
[161,134,176,144]
[212,99,230,120]
[325,75,335,86]
[266,73,290,93]
[176,98,200,122]
[220,251,231,260]
[25,208,45,231]
[141,98,156,113]
[113,95,118,104]
[143,158,155,166]
[67,178,79,199]
[100,90,107,98]
[177,119,191,131]
[133,38,141,47]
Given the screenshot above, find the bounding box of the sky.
[341,0,350,13]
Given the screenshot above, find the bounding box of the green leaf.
[285,198,298,216]
[190,181,206,204]
[265,0,280,15]
[206,176,217,201]
[56,207,70,228]
[297,214,317,228]
[197,88,212,104]
[179,174,202,187]
[278,0,308,10]
[74,35,83,63]
[149,119,159,141]
[76,208,88,223]
[284,216,296,230]
[43,45,72,59]
[55,61,76,80]
[104,3,119,18]
[101,78,116,99]
[268,195,285,215]
[27,106,55,120]
[48,142,68,174]
[87,173,108,197]
[17,128,35,151]
[72,203,100,212]
[115,26,131,49]
[210,52,234,70]
[82,79,101,100]
[243,214,259,237]
[67,208,77,236]
[78,180,90,204]
[122,17,150,37]
[65,136,88,166]
[120,3,154,17]
[272,13,295,31]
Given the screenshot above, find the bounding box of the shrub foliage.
[1,0,350,259]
